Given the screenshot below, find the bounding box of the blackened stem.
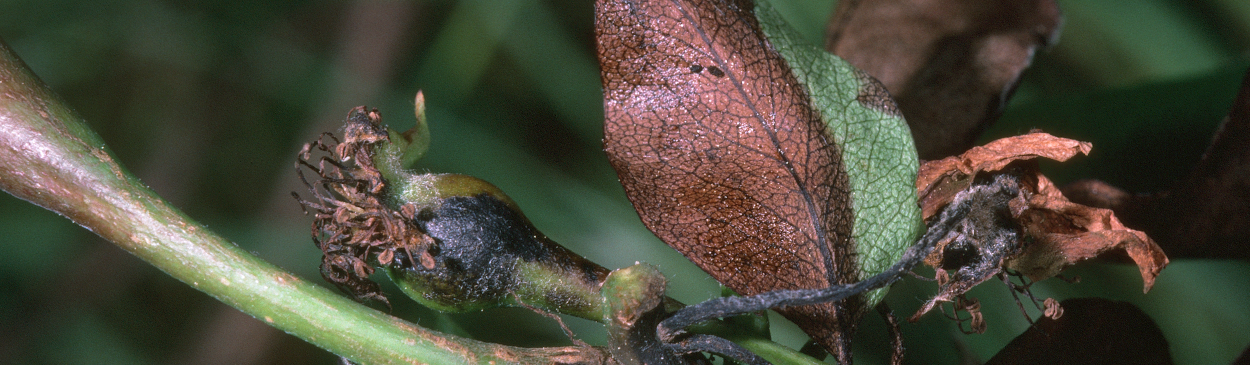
[657,198,969,342]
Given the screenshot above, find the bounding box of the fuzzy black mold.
[941,172,1025,278]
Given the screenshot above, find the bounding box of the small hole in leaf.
[689,64,703,74]
[706,66,725,77]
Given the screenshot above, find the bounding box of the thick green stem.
[0,39,612,365]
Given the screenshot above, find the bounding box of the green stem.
[0,37,823,365]
[0,39,611,365]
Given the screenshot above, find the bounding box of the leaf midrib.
[667,0,839,286]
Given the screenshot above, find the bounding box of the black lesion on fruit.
[389,193,610,311]
[297,107,612,317]
[580,260,607,285]
[420,194,555,263]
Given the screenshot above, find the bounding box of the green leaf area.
[755,0,925,306]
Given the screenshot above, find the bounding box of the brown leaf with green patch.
[596,0,862,361]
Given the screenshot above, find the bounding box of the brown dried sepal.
[294,106,437,305]
[1007,175,1169,289]
[911,132,1169,322]
[1042,297,1063,319]
[943,296,986,335]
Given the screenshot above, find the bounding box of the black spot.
[689,64,703,74]
[392,193,610,312]
[416,207,435,222]
[705,149,720,162]
[443,257,463,273]
[419,194,550,264]
[582,261,605,284]
[940,240,980,271]
[707,66,725,78]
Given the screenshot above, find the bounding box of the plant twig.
[0,39,612,365]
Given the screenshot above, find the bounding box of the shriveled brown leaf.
[912,132,1167,321]
[1009,175,1168,292]
[917,132,1091,218]
[985,298,1172,365]
[1064,68,1250,260]
[826,0,1062,159]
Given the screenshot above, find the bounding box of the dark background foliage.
[0,0,1247,364]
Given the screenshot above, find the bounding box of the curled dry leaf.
[916,132,1091,219]
[912,132,1168,320]
[825,0,1063,159]
[1008,174,1169,288]
[1064,68,1250,260]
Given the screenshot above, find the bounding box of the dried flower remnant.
[910,132,1168,328]
[294,105,612,324]
[293,107,435,305]
[911,171,1026,331]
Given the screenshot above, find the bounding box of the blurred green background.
[1,0,1248,364]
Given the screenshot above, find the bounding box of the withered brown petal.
[1008,174,1168,292]
[917,132,1091,219]
[1064,68,1250,260]
[913,132,1167,294]
[826,0,1062,159]
[597,0,860,360]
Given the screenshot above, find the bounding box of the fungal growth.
[293,105,613,324]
